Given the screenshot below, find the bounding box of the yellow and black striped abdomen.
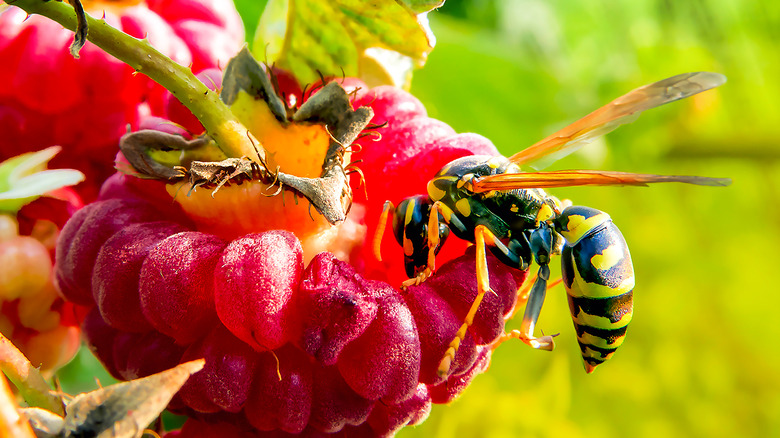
[558,210,634,373]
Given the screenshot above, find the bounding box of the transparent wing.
[469,170,731,193]
[509,72,727,168]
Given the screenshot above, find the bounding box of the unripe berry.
[0,236,52,300]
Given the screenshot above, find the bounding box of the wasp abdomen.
[556,206,634,373]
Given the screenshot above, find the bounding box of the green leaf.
[401,0,445,14]
[253,0,442,88]
[0,147,85,213]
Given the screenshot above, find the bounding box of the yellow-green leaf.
[253,0,441,88]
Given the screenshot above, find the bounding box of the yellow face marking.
[560,212,610,243]
[590,244,625,271]
[427,178,448,201]
[572,310,632,330]
[510,204,519,213]
[455,198,471,217]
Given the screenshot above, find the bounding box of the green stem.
[0,334,64,417]
[5,0,260,160]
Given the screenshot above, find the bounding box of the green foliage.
[251,0,438,87]
[0,147,83,213]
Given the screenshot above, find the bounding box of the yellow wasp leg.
[373,200,395,262]
[401,200,451,288]
[437,224,494,377]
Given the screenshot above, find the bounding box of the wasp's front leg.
[400,200,460,288]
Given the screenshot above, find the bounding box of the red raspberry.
[56,78,527,436]
[0,0,243,200]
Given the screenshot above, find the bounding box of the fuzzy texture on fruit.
[56,80,527,436]
[0,0,243,200]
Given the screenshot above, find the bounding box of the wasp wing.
[509,72,726,168]
[469,170,731,193]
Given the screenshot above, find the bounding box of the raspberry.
[60,77,526,436]
[0,0,244,200]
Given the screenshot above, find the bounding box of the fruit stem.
[6,0,261,161]
[0,333,64,417]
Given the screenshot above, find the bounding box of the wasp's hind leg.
[503,224,558,351]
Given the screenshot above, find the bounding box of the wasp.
[374,72,731,375]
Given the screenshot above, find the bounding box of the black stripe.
[584,357,606,366]
[579,343,618,359]
[574,324,628,345]
[568,291,633,324]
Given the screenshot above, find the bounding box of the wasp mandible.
[374,72,731,375]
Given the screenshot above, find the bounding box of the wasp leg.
[504,274,564,322]
[401,201,465,288]
[504,225,558,351]
[437,223,517,377]
[373,200,395,262]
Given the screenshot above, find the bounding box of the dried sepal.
[60,359,204,438]
[122,50,374,224]
[65,0,87,58]
[119,131,211,180]
[220,47,288,123]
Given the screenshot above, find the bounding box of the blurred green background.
[404,1,780,438]
[61,0,780,436]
